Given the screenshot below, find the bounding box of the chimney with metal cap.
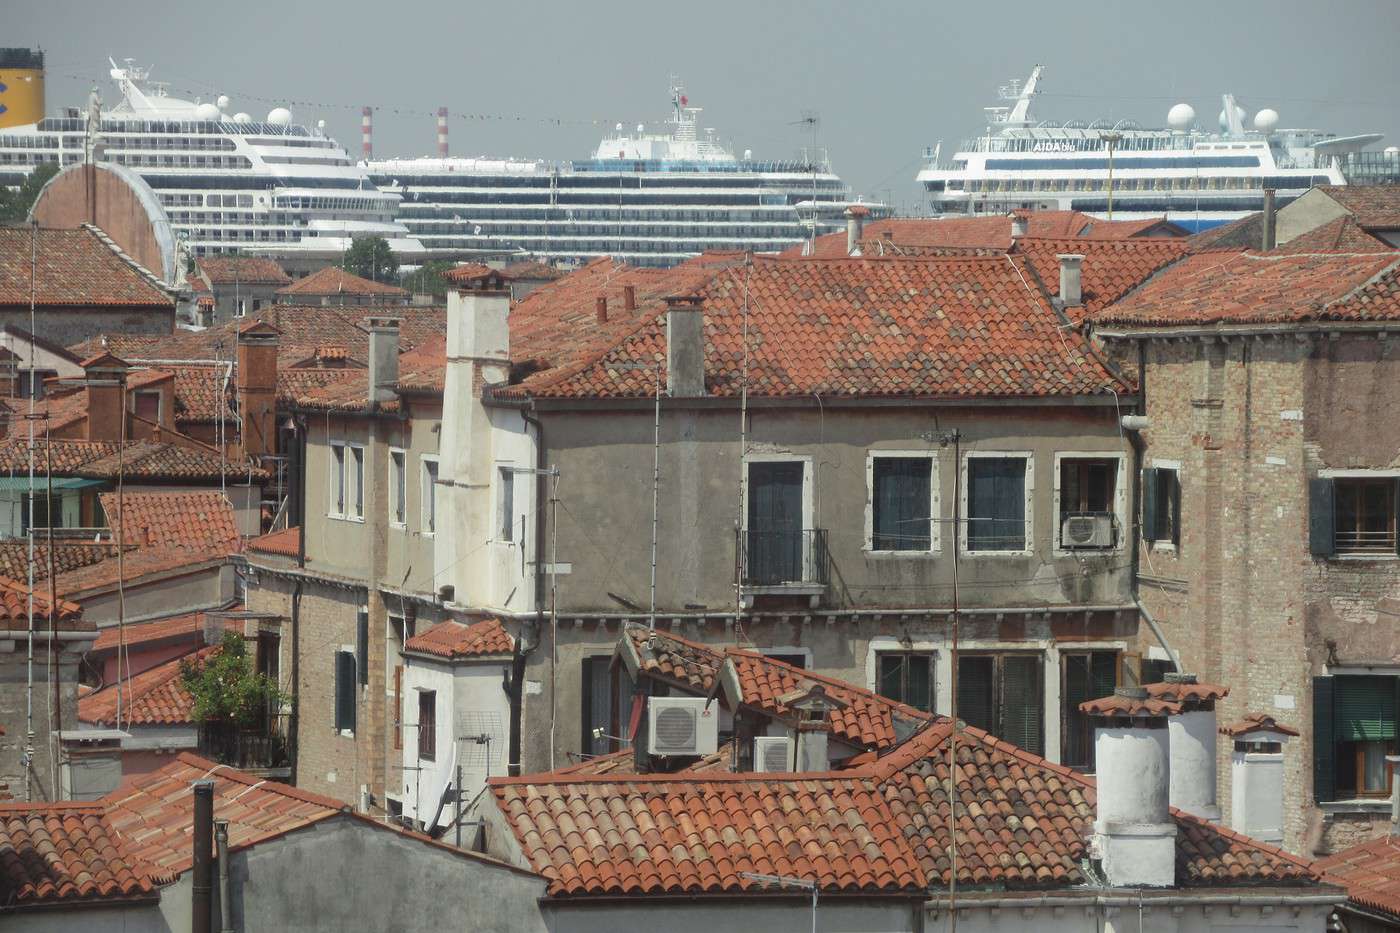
[437,107,449,158]
[192,780,215,933]
[595,295,608,324]
[1011,211,1029,240]
[1082,687,1176,887]
[1058,253,1084,307]
[361,106,372,161]
[665,295,705,397]
[1262,188,1277,250]
[366,316,400,408]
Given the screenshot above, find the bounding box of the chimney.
[845,204,868,256]
[1223,713,1297,843]
[361,106,372,161]
[595,295,608,324]
[235,321,280,462]
[437,107,449,158]
[82,353,128,442]
[1261,188,1277,250]
[366,316,401,408]
[191,780,215,933]
[664,296,704,397]
[623,284,636,312]
[1082,687,1176,888]
[784,684,846,772]
[1150,674,1228,821]
[1057,253,1084,307]
[1011,211,1029,240]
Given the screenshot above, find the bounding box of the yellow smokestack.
[0,49,45,130]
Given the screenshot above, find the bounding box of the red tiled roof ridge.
[724,646,935,724]
[247,526,300,556]
[166,751,351,810]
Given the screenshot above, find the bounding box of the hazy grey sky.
[13,0,1400,212]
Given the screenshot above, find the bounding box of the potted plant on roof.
[181,631,289,771]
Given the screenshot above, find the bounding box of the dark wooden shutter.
[1168,471,1181,546]
[1309,478,1335,558]
[1001,655,1043,756]
[874,458,932,551]
[956,656,995,733]
[356,607,369,686]
[1141,468,1159,543]
[335,651,357,733]
[1312,675,1335,803]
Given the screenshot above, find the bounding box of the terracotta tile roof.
[1078,690,1179,717]
[552,742,737,776]
[1318,834,1400,919]
[79,645,214,727]
[444,262,497,283]
[196,256,291,287]
[98,491,241,553]
[1012,236,1193,319]
[403,617,513,660]
[90,607,236,654]
[102,752,344,883]
[493,772,927,897]
[166,366,234,425]
[277,266,408,298]
[0,575,86,631]
[505,260,567,281]
[1093,252,1400,328]
[509,255,1125,400]
[395,335,446,394]
[0,227,173,308]
[620,626,724,692]
[1274,215,1394,253]
[1219,712,1300,738]
[1317,185,1400,229]
[56,542,229,597]
[0,437,266,483]
[1145,680,1230,708]
[0,802,157,909]
[247,526,300,558]
[0,541,116,583]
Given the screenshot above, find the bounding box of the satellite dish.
[1253,109,1279,133]
[267,107,292,125]
[1167,103,1195,131]
[233,112,251,122]
[194,102,220,121]
[216,94,230,110]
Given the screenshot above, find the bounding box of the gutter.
[1096,321,1400,340]
[501,394,1138,413]
[922,892,1342,912]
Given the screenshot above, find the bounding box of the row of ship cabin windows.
[945,174,1329,194]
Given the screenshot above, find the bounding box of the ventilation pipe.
[1261,188,1277,250]
[665,296,705,397]
[1057,253,1084,307]
[215,819,234,933]
[361,107,372,161]
[1150,674,1229,821]
[1082,688,1176,888]
[437,107,449,158]
[192,780,214,933]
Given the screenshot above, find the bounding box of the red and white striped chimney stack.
[437,107,449,158]
[361,106,373,161]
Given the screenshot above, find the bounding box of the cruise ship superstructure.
[917,66,1394,231]
[0,55,422,258]
[370,82,879,267]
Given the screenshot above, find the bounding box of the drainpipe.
[289,415,307,784]
[192,781,214,933]
[517,402,547,777]
[215,819,234,933]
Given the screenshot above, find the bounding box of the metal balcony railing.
[1335,528,1398,555]
[198,716,291,773]
[738,528,829,587]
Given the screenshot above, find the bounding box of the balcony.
[197,716,291,779]
[737,528,829,607]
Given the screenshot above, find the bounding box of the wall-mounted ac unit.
[1062,513,1114,548]
[753,736,794,773]
[648,696,718,757]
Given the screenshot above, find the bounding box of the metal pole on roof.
[23,218,36,801]
[192,780,214,933]
[648,362,661,630]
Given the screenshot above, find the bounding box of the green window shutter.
[1000,655,1043,756]
[957,656,996,733]
[335,651,357,733]
[1168,471,1181,546]
[356,607,369,686]
[1313,676,1335,803]
[1091,652,1119,699]
[1336,676,1398,741]
[908,655,932,713]
[1141,468,1159,542]
[1309,478,1335,558]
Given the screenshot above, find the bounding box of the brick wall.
[0,646,83,801]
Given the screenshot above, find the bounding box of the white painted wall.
[485,406,537,614]
[1169,709,1220,820]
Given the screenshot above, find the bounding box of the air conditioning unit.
[648,697,718,757]
[753,736,794,773]
[1062,513,1114,548]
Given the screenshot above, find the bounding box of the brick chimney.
[665,296,704,397]
[366,316,400,409]
[623,284,636,313]
[81,353,129,442]
[595,296,608,324]
[235,320,280,461]
[1057,253,1084,307]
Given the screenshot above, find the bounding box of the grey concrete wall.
[77,563,236,626]
[11,903,167,932]
[159,814,549,933]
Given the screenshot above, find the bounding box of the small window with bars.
[1311,477,1399,558]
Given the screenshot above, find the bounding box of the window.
[877,651,933,712]
[418,690,437,761]
[869,455,934,552]
[967,456,1030,552]
[582,656,634,757]
[1141,467,1180,546]
[1140,658,1174,686]
[390,449,406,527]
[421,456,438,534]
[1061,652,1119,771]
[1314,675,1400,801]
[133,390,161,423]
[499,467,515,542]
[957,653,1043,755]
[334,650,356,734]
[329,443,346,517]
[764,652,808,670]
[350,446,364,520]
[1058,457,1118,550]
[1312,477,1399,557]
[235,298,246,318]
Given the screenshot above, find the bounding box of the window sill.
[1319,798,1394,813]
[338,729,355,739]
[962,549,1033,558]
[1331,553,1400,562]
[390,521,406,531]
[1146,541,1177,553]
[1053,546,1123,558]
[862,547,940,559]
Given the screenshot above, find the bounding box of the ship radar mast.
[984,65,1043,129]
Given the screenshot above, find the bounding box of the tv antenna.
[792,110,822,249]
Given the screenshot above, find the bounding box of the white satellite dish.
[267,107,292,125]
[1253,109,1280,133]
[216,94,230,110]
[1167,103,1195,131]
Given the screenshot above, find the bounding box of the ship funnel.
[437,107,449,158]
[362,106,373,161]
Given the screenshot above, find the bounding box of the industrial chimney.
[437,107,449,158]
[1148,674,1229,821]
[361,106,373,161]
[1081,688,1177,888]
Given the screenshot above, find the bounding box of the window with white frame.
[1057,456,1120,550]
[329,443,346,517]
[499,466,515,542]
[349,445,364,521]
[1310,474,1400,558]
[965,454,1032,553]
[421,456,439,535]
[868,453,936,553]
[876,650,934,712]
[329,442,364,521]
[390,449,406,527]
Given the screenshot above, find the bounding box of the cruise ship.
[369,82,881,267]
[917,66,1395,231]
[0,52,422,259]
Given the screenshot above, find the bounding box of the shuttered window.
[1314,675,1400,800]
[1061,652,1119,771]
[1142,467,1180,545]
[418,690,437,762]
[871,457,932,551]
[356,607,369,686]
[581,657,635,757]
[876,652,933,712]
[956,653,1043,756]
[500,468,515,542]
[968,458,1027,551]
[334,650,356,733]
